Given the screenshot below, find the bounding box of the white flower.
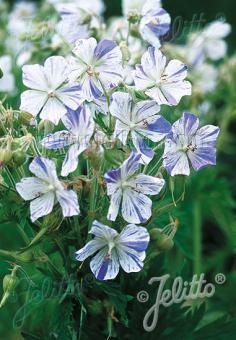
[76,220,150,280]
[20,56,82,125]
[134,47,191,106]
[16,157,80,222]
[188,21,231,66]
[105,152,165,224]
[110,92,171,164]
[0,56,15,93]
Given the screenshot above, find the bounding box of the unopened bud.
[0,149,12,166]
[12,149,27,166]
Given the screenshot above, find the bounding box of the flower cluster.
[0,0,225,282]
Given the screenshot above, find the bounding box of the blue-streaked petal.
[57,83,83,110]
[110,92,132,124]
[163,151,190,176]
[135,115,171,143]
[56,189,80,217]
[173,112,199,138]
[41,131,74,149]
[117,247,145,273]
[131,132,154,165]
[132,100,160,123]
[90,247,120,280]
[122,188,152,224]
[30,191,55,222]
[121,152,142,179]
[75,239,106,261]
[16,177,49,201]
[90,220,118,239]
[156,80,192,106]
[72,38,97,65]
[107,188,122,221]
[29,157,58,183]
[61,144,79,177]
[164,60,188,82]
[188,147,217,171]
[195,125,220,148]
[119,224,150,252]
[129,174,165,195]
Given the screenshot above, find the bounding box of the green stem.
[193,200,202,276]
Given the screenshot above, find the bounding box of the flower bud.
[0,268,19,308]
[0,149,12,166]
[12,150,27,166]
[150,227,175,251]
[17,111,34,126]
[119,41,130,63]
[127,11,141,24]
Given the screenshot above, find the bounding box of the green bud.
[119,41,130,63]
[12,150,27,166]
[0,269,19,308]
[150,228,174,251]
[17,111,34,126]
[0,149,12,166]
[127,11,141,24]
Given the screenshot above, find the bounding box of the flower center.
[48,91,55,98]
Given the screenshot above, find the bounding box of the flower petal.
[117,247,145,273]
[22,64,47,91]
[30,191,55,222]
[129,174,165,195]
[16,177,49,201]
[20,90,48,117]
[61,144,80,177]
[188,147,217,171]
[163,151,190,176]
[122,189,152,224]
[119,224,150,252]
[57,83,83,110]
[107,188,122,221]
[40,97,67,125]
[90,247,120,280]
[90,220,119,239]
[75,239,106,261]
[41,131,74,149]
[44,56,68,89]
[110,92,131,124]
[29,157,59,183]
[57,189,80,217]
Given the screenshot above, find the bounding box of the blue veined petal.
[57,83,83,111]
[110,91,132,124]
[41,131,74,149]
[119,224,150,252]
[188,147,217,171]
[195,125,220,148]
[72,38,97,65]
[163,151,190,176]
[20,90,48,117]
[61,144,80,177]
[94,39,118,60]
[107,188,122,221]
[16,177,50,201]
[132,100,160,123]
[129,174,165,196]
[116,247,145,273]
[90,247,120,280]
[56,188,80,217]
[131,132,154,165]
[113,119,130,145]
[172,112,199,138]
[120,152,142,179]
[29,157,58,183]
[164,60,188,82]
[90,220,119,239]
[122,188,153,224]
[75,239,106,261]
[104,168,121,184]
[135,115,171,142]
[40,97,67,125]
[62,105,94,140]
[30,191,55,222]
[22,63,47,91]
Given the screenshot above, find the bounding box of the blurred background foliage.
[0,0,236,340]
